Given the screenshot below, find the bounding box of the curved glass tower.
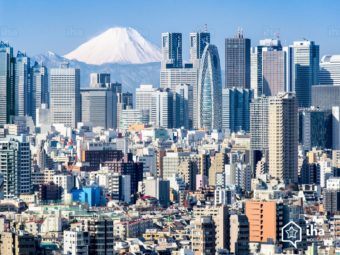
[198,44,222,130]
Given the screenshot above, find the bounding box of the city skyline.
[1,0,340,59]
[0,2,339,254]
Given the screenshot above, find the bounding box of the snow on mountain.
[64,27,161,65]
[33,52,160,92]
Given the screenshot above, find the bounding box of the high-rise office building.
[136,84,157,113]
[31,62,48,123]
[222,88,253,133]
[299,108,332,150]
[175,83,193,129]
[262,49,286,96]
[0,135,31,197]
[160,67,198,127]
[119,109,149,130]
[0,41,15,125]
[319,55,340,85]
[50,64,81,127]
[190,31,210,68]
[250,96,269,151]
[268,92,298,183]
[151,88,174,128]
[251,39,284,97]
[312,85,340,110]
[161,32,182,69]
[250,96,269,173]
[198,44,222,130]
[90,72,110,87]
[290,40,319,107]
[15,51,31,117]
[122,92,133,109]
[81,87,116,129]
[333,106,340,150]
[225,30,251,89]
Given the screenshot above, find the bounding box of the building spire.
[236,27,244,39]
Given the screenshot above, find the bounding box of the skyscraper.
[175,83,193,129]
[90,72,110,87]
[250,96,269,152]
[161,32,182,69]
[198,44,222,130]
[0,41,15,125]
[190,31,210,68]
[225,30,251,89]
[31,62,48,123]
[15,51,31,117]
[81,87,115,129]
[319,55,340,85]
[251,39,283,97]
[299,108,332,151]
[262,48,286,96]
[268,92,298,183]
[222,88,253,133]
[312,85,340,110]
[151,88,174,128]
[50,63,81,127]
[290,40,319,107]
[136,84,157,113]
[0,135,31,197]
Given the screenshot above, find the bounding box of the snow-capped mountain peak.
[64,27,161,65]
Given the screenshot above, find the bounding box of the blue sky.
[0,0,340,60]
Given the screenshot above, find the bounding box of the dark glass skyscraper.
[225,30,251,89]
[0,41,15,125]
[161,32,182,69]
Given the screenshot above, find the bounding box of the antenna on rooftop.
[236,27,244,38]
[204,24,208,32]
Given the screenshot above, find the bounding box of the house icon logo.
[281,221,302,248]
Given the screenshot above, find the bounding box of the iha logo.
[282,221,302,248]
[282,221,325,248]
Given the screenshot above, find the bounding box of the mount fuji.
[64,27,161,65]
[33,27,161,91]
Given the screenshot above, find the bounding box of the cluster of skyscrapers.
[0,26,340,254]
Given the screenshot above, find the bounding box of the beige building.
[191,216,216,255]
[208,151,227,186]
[268,92,298,183]
[230,214,249,255]
[0,232,39,255]
[193,205,229,250]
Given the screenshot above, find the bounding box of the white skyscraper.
[50,64,81,127]
[135,84,157,113]
[320,55,340,85]
[151,88,174,128]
